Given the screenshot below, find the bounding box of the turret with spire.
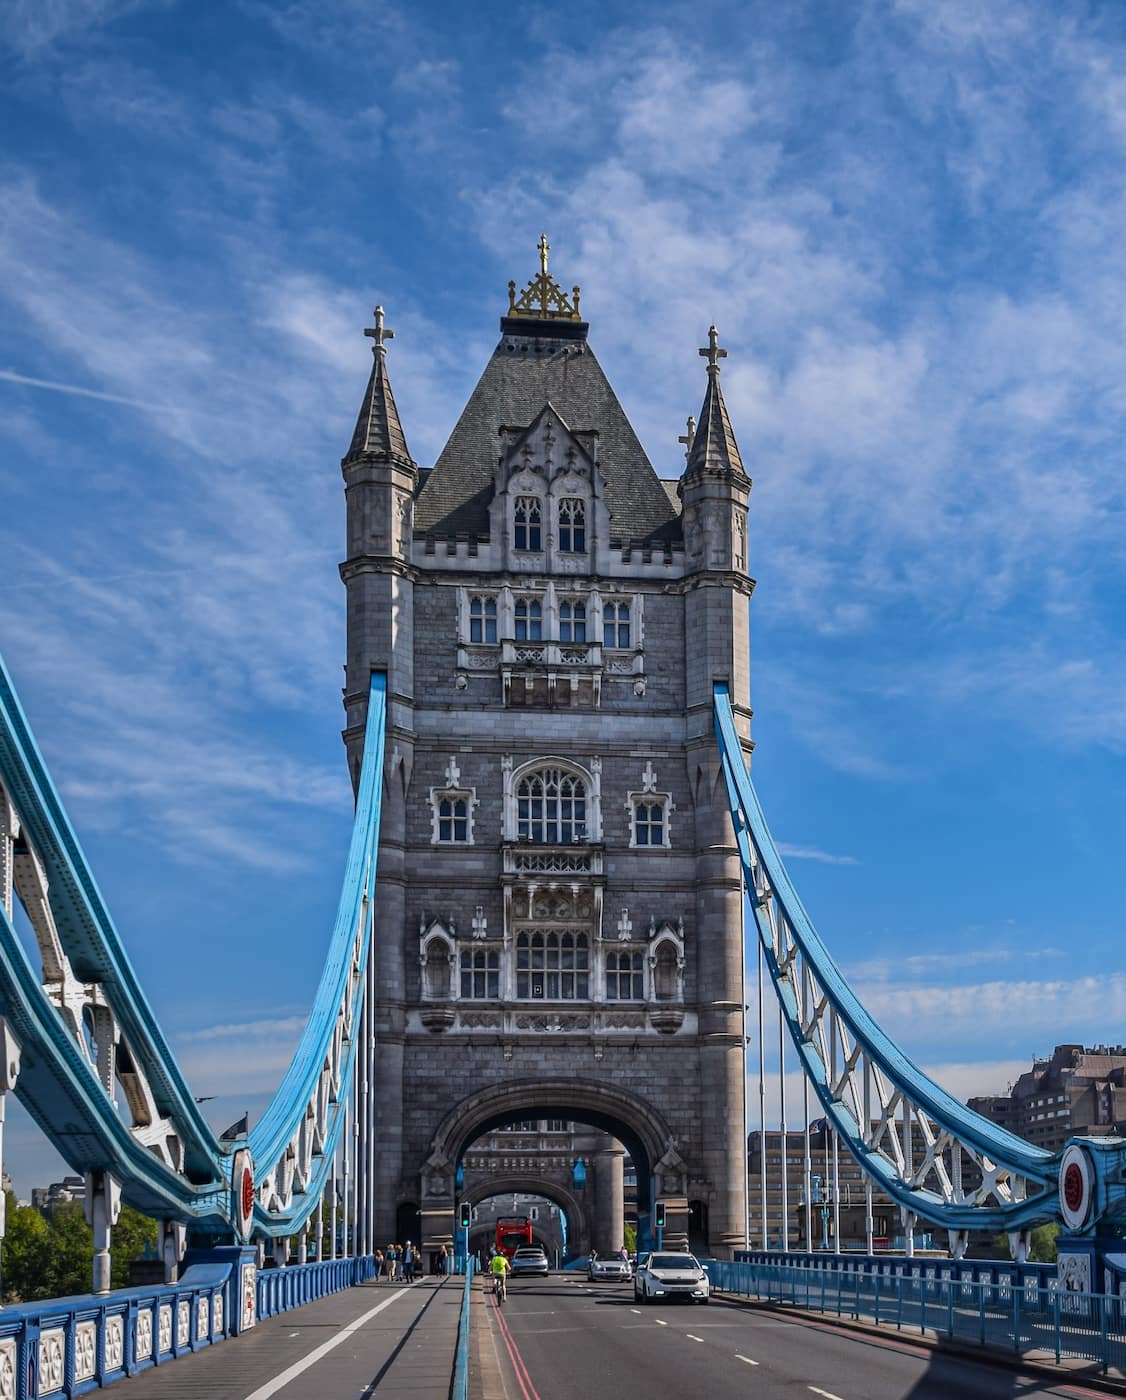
[340,304,417,791]
[681,324,751,574]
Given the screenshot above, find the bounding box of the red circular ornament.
[241,1166,254,1221]
[1063,1161,1084,1213]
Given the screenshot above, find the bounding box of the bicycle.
[492,1271,507,1305]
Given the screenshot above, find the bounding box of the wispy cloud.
[776,843,859,867]
[0,369,160,408]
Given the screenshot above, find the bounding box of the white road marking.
[241,1288,410,1400]
[686,1334,704,1342]
[631,1308,642,1314]
[735,1354,759,1366]
[655,1318,668,1326]
[809,1388,846,1400]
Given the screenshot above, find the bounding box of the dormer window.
[603,602,631,649]
[559,600,586,643]
[514,497,542,551]
[558,498,586,553]
[469,596,497,644]
[514,598,543,641]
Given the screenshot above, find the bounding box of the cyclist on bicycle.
[490,1248,511,1302]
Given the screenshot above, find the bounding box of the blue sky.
[2,0,1126,1196]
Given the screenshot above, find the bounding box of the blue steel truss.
[714,682,1060,1236]
[0,654,385,1239]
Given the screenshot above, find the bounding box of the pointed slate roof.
[415,322,680,541]
[345,307,413,466]
[685,325,748,482]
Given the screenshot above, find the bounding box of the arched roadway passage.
[463,1174,590,1258]
[423,1077,692,1250]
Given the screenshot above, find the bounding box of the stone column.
[590,1136,625,1255]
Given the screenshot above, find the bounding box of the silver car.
[588,1255,631,1282]
[510,1246,550,1277]
[634,1252,710,1304]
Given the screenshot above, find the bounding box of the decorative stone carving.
[177,1299,191,1348]
[196,1296,209,1341]
[423,1147,452,1197]
[513,1014,591,1032]
[135,1307,153,1360]
[75,1321,96,1381]
[458,1011,502,1029]
[0,1338,16,1400]
[104,1314,124,1371]
[213,1291,224,1335]
[37,1328,64,1394]
[158,1303,173,1353]
[241,1264,257,1330]
[655,1141,688,1197]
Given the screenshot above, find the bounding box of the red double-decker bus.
[495,1216,534,1259]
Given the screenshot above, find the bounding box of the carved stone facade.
[341,246,753,1257]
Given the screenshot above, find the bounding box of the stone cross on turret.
[678,416,696,463]
[365,305,395,356]
[699,325,727,373]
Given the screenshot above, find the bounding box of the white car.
[634,1252,710,1304]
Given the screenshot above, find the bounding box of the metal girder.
[714,683,1058,1233]
[0,653,386,1240]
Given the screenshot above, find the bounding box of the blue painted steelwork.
[705,1258,1126,1374]
[0,656,386,1240]
[452,1258,474,1400]
[256,1255,377,1321]
[713,682,1058,1234]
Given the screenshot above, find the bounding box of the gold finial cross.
[699,324,727,371]
[538,233,550,275]
[678,415,696,462]
[364,305,395,354]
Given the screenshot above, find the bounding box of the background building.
[969,1043,1126,1153]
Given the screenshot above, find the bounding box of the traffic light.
[458,1201,472,1230]
[653,1201,666,1230]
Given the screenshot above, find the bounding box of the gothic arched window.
[558,498,586,553]
[559,599,586,643]
[516,767,588,843]
[603,601,631,649]
[514,497,542,551]
[514,598,542,642]
[516,931,589,999]
[460,948,499,999]
[606,951,644,1000]
[469,596,497,644]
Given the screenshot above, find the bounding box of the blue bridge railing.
[707,1258,1126,1375]
[0,1253,377,1399]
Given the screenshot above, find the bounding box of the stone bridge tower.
[340,240,753,1257]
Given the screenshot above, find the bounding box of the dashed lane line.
[655,1319,668,1326]
[631,1308,642,1314]
[735,1354,759,1366]
[686,1334,704,1343]
[809,1388,846,1400]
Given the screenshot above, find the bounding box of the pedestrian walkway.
[106,1275,461,1399]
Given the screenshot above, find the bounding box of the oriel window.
[514,497,542,551]
[517,768,587,843]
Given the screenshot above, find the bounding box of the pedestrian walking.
[404,1239,416,1282]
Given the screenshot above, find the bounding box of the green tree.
[1,1193,53,1303]
[110,1206,159,1289]
[993,1223,1059,1265]
[44,1201,95,1299]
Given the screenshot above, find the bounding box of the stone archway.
[464,1175,591,1260]
[418,1077,691,1253]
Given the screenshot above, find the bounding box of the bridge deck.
[108,1276,459,1399]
